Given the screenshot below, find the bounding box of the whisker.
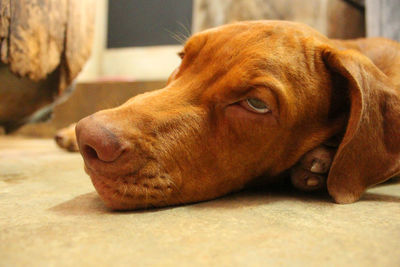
[112,190,121,202]
[145,187,149,209]
[177,21,191,39]
[177,32,189,43]
[159,189,170,207]
[165,28,187,45]
[122,183,128,198]
[167,178,185,204]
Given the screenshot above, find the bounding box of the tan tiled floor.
[1,136,400,266]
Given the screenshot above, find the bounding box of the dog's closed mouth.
[85,165,177,210]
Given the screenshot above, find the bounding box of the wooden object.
[327,0,365,39]
[366,0,400,41]
[0,0,95,132]
[193,0,365,39]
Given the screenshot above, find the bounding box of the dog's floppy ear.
[322,47,400,204]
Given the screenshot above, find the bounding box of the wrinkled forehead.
[186,21,321,59]
[183,21,324,78]
[179,21,326,94]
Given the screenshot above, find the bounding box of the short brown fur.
[71,21,400,209]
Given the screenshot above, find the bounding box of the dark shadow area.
[49,192,109,215]
[0,172,28,184]
[49,191,182,215]
[190,179,333,210]
[0,63,60,133]
[376,176,400,186]
[49,175,400,215]
[361,192,400,203]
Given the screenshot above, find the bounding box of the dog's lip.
[80,153,124,173]
[85,165,176,210]
[82,150,149,176]
[84,163,174,190]
[84,164,138,181]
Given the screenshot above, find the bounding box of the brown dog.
[60,21,400,210]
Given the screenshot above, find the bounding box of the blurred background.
[77,0,399,82]
[1,0,399,137]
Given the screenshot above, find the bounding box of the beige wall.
[76,0,107,81]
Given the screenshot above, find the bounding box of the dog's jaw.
[87,168,177,210]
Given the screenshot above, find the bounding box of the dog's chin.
[85,166,177,210]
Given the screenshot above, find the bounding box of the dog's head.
[76,21,400,210]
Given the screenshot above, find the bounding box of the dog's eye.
[243,98,270,114]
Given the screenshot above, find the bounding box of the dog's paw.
[54,123,79,152]
[290,145,337,191]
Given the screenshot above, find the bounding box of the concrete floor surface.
[1,137,399,266]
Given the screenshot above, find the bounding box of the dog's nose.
[75,117,125,163]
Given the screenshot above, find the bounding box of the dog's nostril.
[76,117,125,163]
[83,144,99,160]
